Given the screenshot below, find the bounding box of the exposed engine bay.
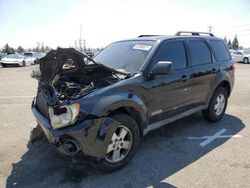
[33,48,129,105]
[52,70,121,101]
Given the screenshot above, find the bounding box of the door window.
[154,41,187,70]
[189,40,212,66]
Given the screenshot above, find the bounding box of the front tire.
[203,87,228,122]
[98,113,140,172]
[1,63,7,67]
[22,61,26,67]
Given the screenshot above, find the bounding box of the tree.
[16,46,25,53]
[2,43,14,54]
[232,35,239,50]
[40,45,45,52]
[45,46,50,52]
[227,39,232,49]
[35,46,40,52]
[224,36,227,43]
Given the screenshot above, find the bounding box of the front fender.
[80,92,148,126]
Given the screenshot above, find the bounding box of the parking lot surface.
[0,64,249,188]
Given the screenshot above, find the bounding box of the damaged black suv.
[32,31,235,172]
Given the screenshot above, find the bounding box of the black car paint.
[32,35,234,159]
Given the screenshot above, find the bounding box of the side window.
[189,40,212,66]
[210,40,231,61]
[155,41,187,70]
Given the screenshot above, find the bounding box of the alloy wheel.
[214,93,225,116]
[105,125,133,163]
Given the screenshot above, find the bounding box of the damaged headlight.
[49,103,80,129]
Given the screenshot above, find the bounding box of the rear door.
[187,38,220,105]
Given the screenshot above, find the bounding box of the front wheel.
[203,87,228,122]
[22,61,26,67]
[98,113,140,172]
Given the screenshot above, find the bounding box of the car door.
[145,39,193,124]
[187,38,220,105]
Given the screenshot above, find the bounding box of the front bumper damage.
[32,103,118,159]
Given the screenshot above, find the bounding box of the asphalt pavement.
[0,64,249,188]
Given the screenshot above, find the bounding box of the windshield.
[94,40,155,73]
[6,54,23,59]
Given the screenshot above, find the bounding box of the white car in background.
[24,52,46,64]
[0,54,30,67]
[230,50,250,64]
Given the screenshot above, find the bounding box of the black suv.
[32,31,235,172]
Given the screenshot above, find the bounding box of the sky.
[0,0,250,49]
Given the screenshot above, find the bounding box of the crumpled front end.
[31,48,126,158]
[32,99,119,158]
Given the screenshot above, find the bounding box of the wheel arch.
[108,106,145,138]
[206,79,232,106]
[217,80,231,97]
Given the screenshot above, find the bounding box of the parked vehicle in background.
[0,52,7,60]
[230,50,250,64]
[0,54,30,67]
[85,51,94,58]
[32,31,235,172]
[24,52,46,64]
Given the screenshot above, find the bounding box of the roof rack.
[137,35,162,38]
[175,31,214,37]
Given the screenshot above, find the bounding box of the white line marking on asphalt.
[0,96,34,99]
[187,129,242,147]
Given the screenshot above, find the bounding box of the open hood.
[39,48,127,83]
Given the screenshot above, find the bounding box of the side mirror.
[151,61,172,75]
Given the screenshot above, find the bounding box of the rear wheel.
[1,63,7,67]
[203,87,228,122]
[243,57,249,64]
[98,113,140,172]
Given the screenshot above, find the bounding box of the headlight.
[49,103,80,129]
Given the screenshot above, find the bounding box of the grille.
[36,91,50,120]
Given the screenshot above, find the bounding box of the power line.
[228,24,250,27]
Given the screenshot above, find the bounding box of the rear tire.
[203,87,228,122]
[243,57,249,64]
[98,113,140,172]
[1,63,7,67]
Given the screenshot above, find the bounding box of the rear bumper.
[32,102,118,158]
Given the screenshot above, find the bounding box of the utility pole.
[75,40,77,49]
[79,24,83,52]
[208,25,213,33]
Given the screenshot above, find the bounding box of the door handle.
[181,75,187,82]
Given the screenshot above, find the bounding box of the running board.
[143,105,206,136]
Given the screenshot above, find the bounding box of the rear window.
[188,40,212,66]
[210,40,231,61]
